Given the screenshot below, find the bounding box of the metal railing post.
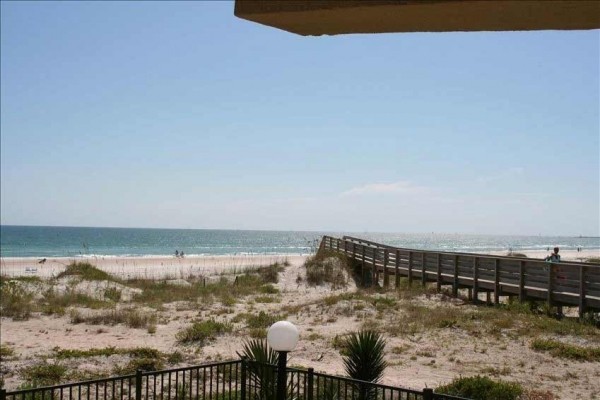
[0,388,6,400]
[135,369,142,400]
[307,368,314,400]
[240,357,247,400]
[423,388,433,400]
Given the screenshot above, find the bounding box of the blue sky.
[1,1,598,235]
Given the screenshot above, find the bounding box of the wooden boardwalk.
[320,235,600,317]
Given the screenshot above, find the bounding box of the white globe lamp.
[267,321,299,400]
[267,321,299,352]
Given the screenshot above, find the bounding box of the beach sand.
[0,254,308,279]
[1,248,597,279]
[1,251,599,398]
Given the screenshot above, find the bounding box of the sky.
[1,1,599,236]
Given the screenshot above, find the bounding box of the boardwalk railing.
[320,236,600,317]
[1,359,468,400]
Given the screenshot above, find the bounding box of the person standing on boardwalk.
[545,247,561,262]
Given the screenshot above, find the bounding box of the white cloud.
[340,181,427,196]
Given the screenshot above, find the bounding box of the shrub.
[176,320,233,345]
[56,262,116,281]
[245,311,286,329]
[20,361,67,386]
[435,376,523,400]
[257,263,283,284]
[69,309,157,329]
[104,287,122,302]
[530,338,600,361]
[342,331,387,400]
[0,344,16,361]
[0,281,35,320]
[304,251,349,288]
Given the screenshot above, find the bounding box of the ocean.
[1,225,598,259]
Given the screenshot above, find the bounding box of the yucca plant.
[342,330,387,400]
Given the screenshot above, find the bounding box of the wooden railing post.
[421,253,426,287]
[547,263,553,309]
[473,257,479,304]
[452,255,459,297]
[408,251,413,287]
[395,249,400,288]
[579,265,586,319]
[372,249,378,285]
[519,261,525,303]
[361,245,366,286]
[436,254,441,292]
[383,249,389,287]
[494,259,500,305]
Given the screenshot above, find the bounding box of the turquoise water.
[1,225,598,258]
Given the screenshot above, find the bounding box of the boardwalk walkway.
[320,235,600,317]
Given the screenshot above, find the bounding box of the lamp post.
[267,321,299,400]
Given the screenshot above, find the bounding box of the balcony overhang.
[234,0,600,36]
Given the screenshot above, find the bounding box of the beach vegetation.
[176,319,233,345]
[237,339,278,400]
[245,311,287,329]
[530,338,600,361]
[304,250,351,288]
[586,257,600,264]
[435,375,523,400]
[257,262,284,283]
[114,356,164,374]
[0,344,16,361]
[259,284,279,294]
[104,287,122,302]
[0,280,35,320]
[506,252,528,258]
[342,331,387,388]
[56,262,118,282]
[41,288,111,316]
[254,295,279,303]
[68,308,157,329]
[20,361,67,387]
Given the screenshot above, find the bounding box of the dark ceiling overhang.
[234,0,600,36]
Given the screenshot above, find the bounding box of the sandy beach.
[1,251,599,398]
[0,254,308,279]
[1,248,597,280]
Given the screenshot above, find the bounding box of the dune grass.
[69,308,157,329]
[56,262,118,282]
[531,338,600,361]
[176,320,233,345]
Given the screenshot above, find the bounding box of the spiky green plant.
[237,339,278,400]
[342,331,387,400]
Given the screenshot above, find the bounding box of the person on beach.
[175,250,179,258]
[180,251,185,258]
[545,247,561,262]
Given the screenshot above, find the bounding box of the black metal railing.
[1,359,467,400]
